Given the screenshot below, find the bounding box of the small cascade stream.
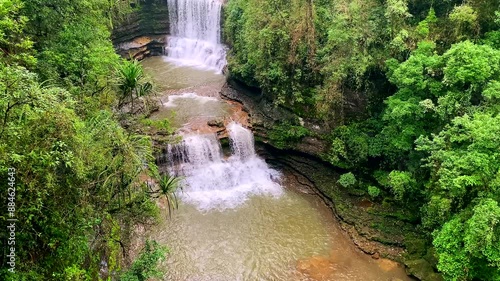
[165,0,227,73]
[166,123,282,210]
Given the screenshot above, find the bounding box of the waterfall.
[165,0,227,73]
[228,122,255,160]
[166,123,282,210]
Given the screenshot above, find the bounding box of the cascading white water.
[166,123,282,210]
[165,0,227,73]
[228,122,255,160]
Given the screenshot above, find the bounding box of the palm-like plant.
[149,174,182,217]
[116,60,153,112]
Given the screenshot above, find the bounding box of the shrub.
[338,172,357,188]
[368,186,381,198]
[120,240,167,281]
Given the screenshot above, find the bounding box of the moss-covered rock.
[406,259,444,281]
[112,0,170,45]
[221,79,330,156]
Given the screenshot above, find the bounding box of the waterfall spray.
[166,0,227,73]
[166,123,282,210]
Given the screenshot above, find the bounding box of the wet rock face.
[112,0,170,48]
[220,79,330,158]
[406,259,444,281]
[207,118,225,128]
[115,36,166,60]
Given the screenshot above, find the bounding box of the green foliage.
[317,0,386,119]
[443,41,499,87]
[62,265,89,281]
[116,59,154,112]
[226,0,500,277]
[374,41,500,169]
[0,63,160,279]
[337,172,357,188]
[148,174,182,217]
[433,199,500,280]
[367,186,381,198]
[0,0,34,65]
[449,4,479,40]
[19,0,123,96]
[385,0,411,37]
[415,8,437,40]
[268,121,309,149]
[120,240,167,281]
[0,1,166,279]
[106,0,141,29]
[327,124,369,169]
[224,0,323,113]
[2,0,497,279]
[417,112,500,228]
[225,0,499,118]
[387,171,416,201]
[414,112,500,280]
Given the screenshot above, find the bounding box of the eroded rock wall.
[112,0,170,45]
[220,79,331,158]
[222,80,443,281]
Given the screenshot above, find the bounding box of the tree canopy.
[0,0,164,280]
[225,0,500,279]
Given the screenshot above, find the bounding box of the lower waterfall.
[166,123,283,210]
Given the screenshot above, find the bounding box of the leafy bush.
[268,122,309,149]
[120,240,167,281]
[327,124,369,169]
[367,186,381,198]
[337,172,357,188]
[387,170,416,201]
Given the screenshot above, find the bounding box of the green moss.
[268,122,310,149]
[139,117,175,135]
[405,235,429,257]
[220,137,230,148]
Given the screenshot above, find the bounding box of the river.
[138,0,413,279]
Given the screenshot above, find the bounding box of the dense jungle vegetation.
[0,0,170,280]
[225,0,500,280]
[1,0,499,280]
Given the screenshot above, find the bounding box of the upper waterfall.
[165,0,227,73]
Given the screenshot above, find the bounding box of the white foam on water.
[166,123,283,211]
[163,92,219,107]
[166,0,227,73]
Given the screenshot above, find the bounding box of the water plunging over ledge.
[166,123,283,210]
[165,0,227,73]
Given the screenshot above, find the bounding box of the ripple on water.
[141,56,225,91]
[151,187,412,281]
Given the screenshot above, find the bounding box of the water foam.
[163,92,219,107]
[166,123,283,210]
